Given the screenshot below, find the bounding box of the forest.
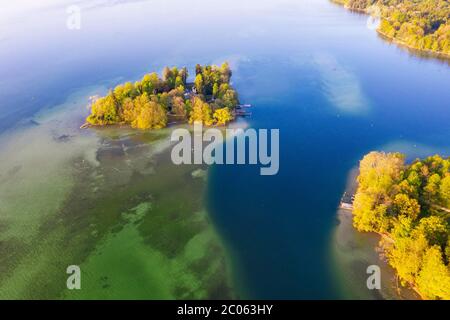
[353,152,450,299]
[86,63,239,129]
[334,0,450,55]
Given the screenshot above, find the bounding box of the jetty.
[339,191,355,210]
[234,110,252,117]
[234,104,252,117]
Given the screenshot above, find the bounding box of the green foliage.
[440,176,450,207]
[416,246,450,299]
[337,0,450,55]
[213,107,234,126]
[128,93,167,129]
[188,97,213,126]
[389,232,428,284]
[354,151,450,299]
[194,74,204,95]
[416,216,448,248]
[86,63,239,130]
[393,194,420,221]
[192,63,237,102]
[87,94,120,125]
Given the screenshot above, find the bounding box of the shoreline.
[376,29,450,60]
[331,1,450,60]
[333,167,422,300]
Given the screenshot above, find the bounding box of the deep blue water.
[1,0,449,299]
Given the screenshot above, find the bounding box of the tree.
[179,67,188,83]
[416,246,450,299]
[194,74,204,95]
[141,73,160,94]
[357,152,405,196]
[87,94,119,125]
[189,97,213,126]
[122,97,137,123]
[388,232,429,284]
[158,92,170,110]
[213,107,233,125]
[353,193,390,232]
[113,84,127,104]
[133,99,167,130]
[415,216,448,248]
[440,175,450,207]
[446,238,450,264]
[222,89,238,109]
[393,194,420,220]
[162,67,172,83]
[391,215,414,239]
[220,61,232,83]
[195,64,202,75]
[424,173,441,202]
[175,76,184,89]
[171,96,187,118]
[212,83,219,99]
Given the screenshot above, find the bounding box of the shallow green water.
[0,90,233,299]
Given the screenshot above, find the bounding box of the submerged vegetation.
[86,63,238,129]
[334,0,450,56]
[353,152,450,299]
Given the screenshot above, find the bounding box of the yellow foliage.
[213,107,234,126]
[189,97,213,126]
[132,100,167,130]
[416,246,450,300]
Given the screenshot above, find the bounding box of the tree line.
[86,62,238,129]
[334,0,450,56]
[353,152,450,299]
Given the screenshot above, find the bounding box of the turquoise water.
[1,0,449,299]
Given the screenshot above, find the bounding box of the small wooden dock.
[234,104,252,117]
[339,191,355,210]
[234,110,252,117]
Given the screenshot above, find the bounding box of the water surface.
[1,0,449,299]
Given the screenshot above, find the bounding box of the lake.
[0,0,449,299]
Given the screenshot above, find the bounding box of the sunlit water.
[0,0,449,299]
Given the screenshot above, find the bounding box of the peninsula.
[349,152,450,299]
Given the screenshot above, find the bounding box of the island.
[348,151,450,299]
[333,0,450,57]
[84,62,242,129]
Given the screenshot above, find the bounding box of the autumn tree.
[189,97,213,126]
[213,107,233,125]
[354,151,450,299]
[194,74,204,94]
[87,94,119,125]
